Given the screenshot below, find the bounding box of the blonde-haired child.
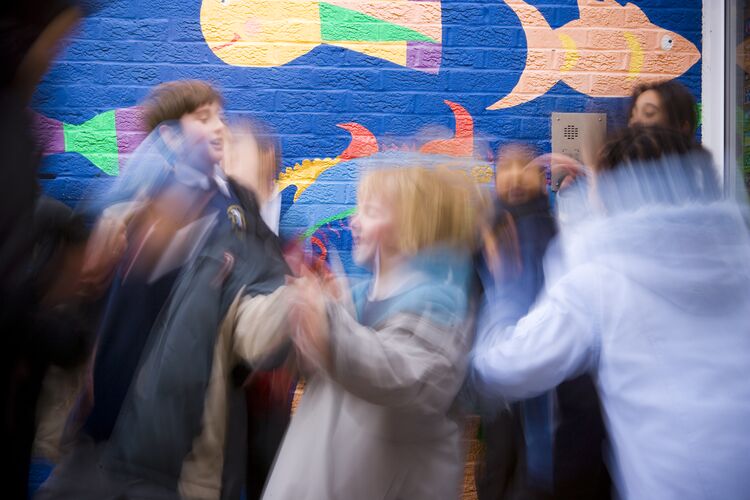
[261,165,480,500]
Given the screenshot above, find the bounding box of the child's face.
[629,90,666,128]
[178,101,226,167]
[495,159,545,206]
[350,194,396,268]
[223,127,262,193]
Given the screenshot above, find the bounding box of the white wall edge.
[702,0,726,181]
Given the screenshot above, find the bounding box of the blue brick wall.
[34,0,703,274]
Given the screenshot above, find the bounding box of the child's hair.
[495,143,538,169]
[628,80,698,134]
[357,166,479,255]
[597,125,702,172]
[252,120,281,194]
[594,125,719,204]
[225,118,281,200]
[142,80,223,132]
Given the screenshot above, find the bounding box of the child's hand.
[289,271,332,371]
[79,206,133,297]
[530,153,586,192]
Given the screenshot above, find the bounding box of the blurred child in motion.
[223,120,282,234]
[223,120,295,500]
[37,81,295,500]
[262,165,479,500]
[475,144,610,500]
[473,126,750,500]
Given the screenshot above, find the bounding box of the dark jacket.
[105,185,290,487]
[477,194,610,500]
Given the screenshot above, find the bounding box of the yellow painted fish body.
[201,0,442,73]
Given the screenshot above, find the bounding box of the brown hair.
[628,80,698,135]
[224,118,281,201]
[142,80,223,132]
[597,125,703,172]
[253,121,281,197]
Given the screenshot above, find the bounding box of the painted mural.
[34,107,146,176]
[34,0,703,274]
[490,0,701,109]
[201,0,443,73]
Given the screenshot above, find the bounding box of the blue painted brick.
[349,92,415,113]
[43,62,99,84]
[277,91,348,113]
[257,113,319,135]
[64,85,142,110]
[32,85,69,108]
[136,0,199,18]
[169,19,204,42]
[70,17,102,40]
[520,117,552,140]
[135,42,212,64]
[97,18,171,41]
[440,47,484,69]
[483,47,527,72]
[99,64,161,86]
[314,69,382,91]
[62,41,136,63]
[282,135,349,158]
[382,115,431,135]
[223,90,279,113]
[444,4,489,25]
[381,70,447,92]
[448,70,519,92]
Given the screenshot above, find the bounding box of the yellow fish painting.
[200,0,442,73]
[489,0,701,109]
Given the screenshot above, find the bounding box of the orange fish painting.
[200,0,442,73]
[489,0,701,109]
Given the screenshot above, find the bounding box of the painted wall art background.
[34,0,703,274]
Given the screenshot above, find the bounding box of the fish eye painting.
[35,0,702,273]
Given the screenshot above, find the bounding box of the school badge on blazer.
[227,204,246,233]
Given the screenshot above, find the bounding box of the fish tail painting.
[419,100,474,157]
[488,0,701,109]
[34,107,147,176]
[277,121,378,201]
[276,99,481,203]
[200,0,442,73]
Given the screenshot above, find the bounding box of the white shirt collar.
[212,165,231,198]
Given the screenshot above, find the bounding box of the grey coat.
[262,251,475,500]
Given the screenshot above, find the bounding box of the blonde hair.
[358,166,479,255]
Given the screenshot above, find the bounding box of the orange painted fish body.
[489,0,701,109]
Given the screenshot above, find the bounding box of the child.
[25,196,97,496]
[473,126,750,499]
[37,80,294,500]
[223,119,282,234]
[476,144,609,499]
[262,166,479,499]
[628,80,697,135]
[222,120,294,500]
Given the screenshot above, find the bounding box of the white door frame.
[702,0,726,182]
